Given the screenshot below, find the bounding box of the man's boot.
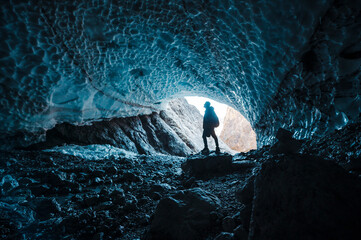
[215,147,220,154]
[201,147,209,155]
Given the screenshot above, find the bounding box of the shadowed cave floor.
[1,123,361,240]
[0,150,253,240]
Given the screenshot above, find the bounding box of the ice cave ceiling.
[1,0,361,149]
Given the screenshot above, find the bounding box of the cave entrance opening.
[184,96,257,153]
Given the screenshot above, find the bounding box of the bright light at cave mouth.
[185,96,228,135]
[185,96,257,153]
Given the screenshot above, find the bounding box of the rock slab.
[249,156,361,240]
[147,188,221,240]
[181,153,233,178]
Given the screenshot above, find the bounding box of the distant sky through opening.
[185,96,228,135]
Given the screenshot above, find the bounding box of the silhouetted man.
[202,101,220,154]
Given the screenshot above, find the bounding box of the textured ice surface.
[1,0,360,148]
[43,144,137,160]
[254,0,361,144]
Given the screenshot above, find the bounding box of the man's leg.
[211,130,219,148]
[202,131,208,149]
[211,129,220,153]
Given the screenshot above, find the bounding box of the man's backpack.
[212,110,219,128]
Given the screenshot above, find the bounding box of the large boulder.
[248,156,361,240]
[146,188,221,240]
[270,128,303,154]
[182,153,233,178]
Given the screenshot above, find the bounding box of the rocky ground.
[0,149,255,240]
[1,124,361,240]
[301,122,361,171]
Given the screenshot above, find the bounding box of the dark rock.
[231,212,242,225]
[103,177,113,185]
[143,214,151,225]
[149,183,172,199]
[95,201,114,211]
[233,225,248,240]
[124,194,138,211]
[232,206,252,231]
[12,188,33,200]
[0,201,35,227]
[71,194,82,203]
[83,194,101,207]
[46,171,66,187]
[214,232,234,240]
[99,187,111,197]
[222,216,236,232]
[248,156,361,240]
[35,198,61,220]
[122,183,133,192]
[18,177,38,186]
[39,155,57,166]
[150,191,162,200]
[92,169,106,177]
[235,176,254,206]
[93,177,103,185]
[181,177,196,188]
[135,213,151,226]
[93,232,104,240]
[67,181,82,193]
[301,49,320,72]
[138,196,152,205]
[29,184,51,196]
[345,158,361,171]
[275,128,293,141]
[231,160,258,171]
[122,171,143,183]
[0,217,21,240]
[110,189,126,205]
[125,194,138,205]
[210,211,222,225]
[301,123,361,169]
[182,153,233,178]
[147,188,220,240]
[4,158,18,168]
[270,128,303,154]
[150,183,172,193]
[106,166,118,175]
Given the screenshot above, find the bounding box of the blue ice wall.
[1,0,360,149]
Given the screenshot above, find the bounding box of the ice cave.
[1,0,361,239]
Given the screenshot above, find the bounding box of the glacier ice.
[1,0,360,149]
[43,144,137,161]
